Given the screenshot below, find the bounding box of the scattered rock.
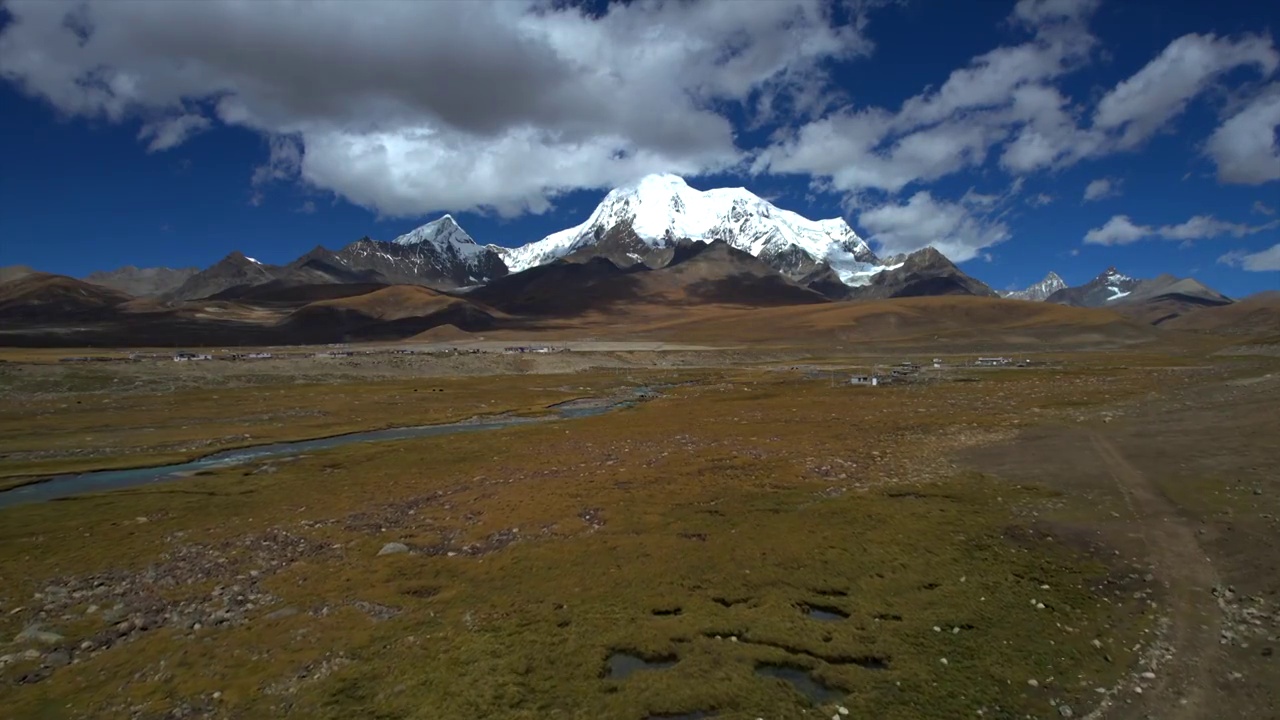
[14,625,63,645]
[1057,703,1074,718]
[1028,679,1040,688]
[377,542,410,556]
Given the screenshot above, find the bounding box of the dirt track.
[1089,432,1223,719]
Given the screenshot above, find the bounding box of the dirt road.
[1088,431,1223,720]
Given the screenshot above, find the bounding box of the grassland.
[0,348,1271,719]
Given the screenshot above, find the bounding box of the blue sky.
[0,0,1278,297]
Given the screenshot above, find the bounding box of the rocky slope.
[844,248,998,300]
[1002,272,1066,301]
[85,266,199,297]
[1046,268,1144,307]
[328,216,508,288]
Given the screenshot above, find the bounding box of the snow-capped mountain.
[1046,267,1144,307]
[331,215,508,288]
[495,174,885,286]
[1001,272,1067,302]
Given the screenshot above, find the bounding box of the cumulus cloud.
[1218,244,1280,271]
[1082,177,1121,201]
[857,191,1010,262]
[759,0,1098,194]
[1094,34,1279,149]
[0,0,872,216]
[1206,83,1280,185]
[1082,215,1151,245]
[760,11,1279,197]
[1084,214,1278,245]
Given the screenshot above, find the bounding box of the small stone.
[940,657,949,666]
[1091,639,1103,649]
[1036,602,1046,610]
[1028,679,1040,688]
[933,625,942,632]
[1140,671,1156,680]
[212,691,222,701]
[838,707,849,716]
[1040,584,1051,590]
[264,607,299,621]
[1058,704,1074,718]
[44,649,71,668]
[377,542,409,556]
[79,641,94,652]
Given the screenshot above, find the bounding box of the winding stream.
[0,394,643,509]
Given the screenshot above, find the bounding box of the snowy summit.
[496,174,886,286]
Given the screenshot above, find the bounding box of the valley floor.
[0,344,1276,719]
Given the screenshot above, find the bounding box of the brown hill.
[207,281,389,304]
[465,257,644,316]
[0,265,36,284]
[282,285,498,342]
[0,272,134,323]
[1162,292,1280,337]
[84,265,199,296]
[633,295,1159,349]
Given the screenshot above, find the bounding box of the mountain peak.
[1098,266,1133,283]
[1002,270,1068,301]
[392,214,477,250]
[498,175,882,285]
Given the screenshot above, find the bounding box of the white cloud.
[1255,200,1278,216]
[858,191,1010,262]
[757,1,1098,194]
[1029,193,1054,206]
[0,0,872,217]
[1082,177,1121,201]
[1084,213,1278,245]
[1083,215,1151,245]
[1094,34,1279,149]
[137,114,211,152]
[1219,244,1280,271]
[1206,83,1280,185]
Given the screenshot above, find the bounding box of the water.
[606,652,677,680]
[755,664,844,704]
[0,399,634,509]
[804,604,849,621]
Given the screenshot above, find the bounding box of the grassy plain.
[0,346,1273,719]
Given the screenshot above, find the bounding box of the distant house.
[173,351,212,362]
[975,357,1011,366]
[849,375,880,386]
